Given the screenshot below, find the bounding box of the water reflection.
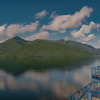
[0,57,89,72]
[0,57,99,100]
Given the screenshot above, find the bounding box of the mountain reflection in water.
[0,57,99,100]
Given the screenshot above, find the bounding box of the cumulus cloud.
[0,24,6,35]
[35,10,48,19]
[41,6,93,32]
[64,37,69,41]
[25,31,49,41]
[71,21,97,41]
[98,40,100,43]
[0,24,7,39]
[6,21,39,37]
[0,21,39,40]
[82,34,95,41]
[59,30,66,33]
[49,11,57,19]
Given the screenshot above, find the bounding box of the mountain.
[8,39,92,57]
[0,37,97,57]
[56,39,100,55]
[0,36,28,56]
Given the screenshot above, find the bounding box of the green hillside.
[0,36,28,56]
[56,39,100,55]
[8,39,92,57]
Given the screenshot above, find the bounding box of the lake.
[0,57,99,100]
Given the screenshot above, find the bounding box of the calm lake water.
[0,57,100,100]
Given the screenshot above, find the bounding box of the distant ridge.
[55,39,100,55]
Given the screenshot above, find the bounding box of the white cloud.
[82,34,95,41]
[49,11,57,19]
[96,23,100,28]
[35,10,48,19]
[0,24,6,35]
[98,40,100,43]
[71,21,97,41]
[64,37,69,41]
[59,30,66,33]
[0,21,39,39]
[0,24,7,40]
[6,21,39,37]
[96,23,100,31]
[41,6,93,31]
[25,31,49,41]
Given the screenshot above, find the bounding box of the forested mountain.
[0,37,93,57]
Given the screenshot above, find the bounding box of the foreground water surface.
[0,57,99,100]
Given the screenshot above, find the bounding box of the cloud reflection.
[0,57,99,99]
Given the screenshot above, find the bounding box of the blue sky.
[0,0,100,48]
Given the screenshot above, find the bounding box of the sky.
[0,0,100,48]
